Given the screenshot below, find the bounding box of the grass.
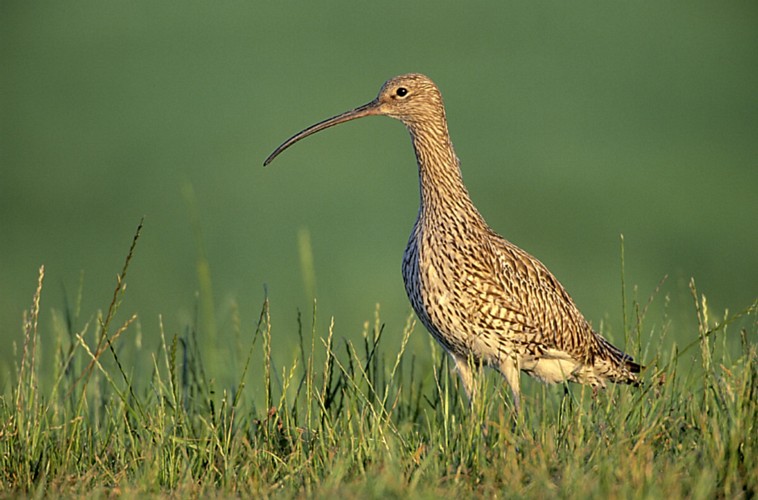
[1,222,756,498]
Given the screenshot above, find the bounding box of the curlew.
[264,73,641,411]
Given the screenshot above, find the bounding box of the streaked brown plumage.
[264,73,641,410]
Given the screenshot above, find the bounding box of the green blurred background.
[1,1,756,380]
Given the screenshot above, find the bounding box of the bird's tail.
[596,335,643,386]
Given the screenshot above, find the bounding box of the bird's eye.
[396,87,409,97]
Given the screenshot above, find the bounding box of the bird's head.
[264,73,446,166]
[373,73,446,125]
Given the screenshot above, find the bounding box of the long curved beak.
[264,99,381,166]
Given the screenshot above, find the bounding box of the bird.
[264,73,641,411]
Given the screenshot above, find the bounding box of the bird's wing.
[476,233,601,361]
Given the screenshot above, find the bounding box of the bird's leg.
[452,353,494,435]
[451,353,476,405]
[590,384,601,411]
[559,383,572,421]
[497,356,521,414]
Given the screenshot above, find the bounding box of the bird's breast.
[401,222,481,351]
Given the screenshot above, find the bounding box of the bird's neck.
[408,123,485,226]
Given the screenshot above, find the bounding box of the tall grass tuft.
[1,222,755,497]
